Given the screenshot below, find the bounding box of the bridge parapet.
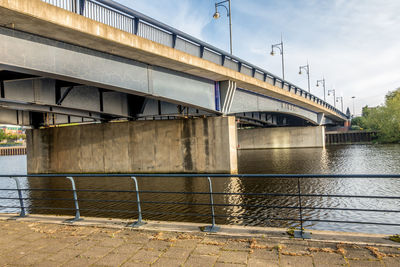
[38,0,345,119]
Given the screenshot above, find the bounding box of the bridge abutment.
[26,117,238,174]
[238,126,325,149]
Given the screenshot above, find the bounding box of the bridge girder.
[0,27,339,128]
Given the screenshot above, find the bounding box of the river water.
[1,144,399,234]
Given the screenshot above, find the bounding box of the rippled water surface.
[1,144,400,234]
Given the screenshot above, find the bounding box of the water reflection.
[0,156,28,214]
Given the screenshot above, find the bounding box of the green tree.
[357,88,400,143]
[0,129,6,141]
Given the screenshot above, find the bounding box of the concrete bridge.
[0,0,347,174]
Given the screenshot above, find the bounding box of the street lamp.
[316,78,326,101]
[270,36,285,80]
[213,0,232,55]
[336,96,344,112]
[328,89,336,108]
[299,62,310,92]
[352,96,356,117]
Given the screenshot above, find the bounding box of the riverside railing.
[1,174,400,239]
[39,0,346,118]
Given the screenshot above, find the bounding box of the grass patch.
[389,234,400,243]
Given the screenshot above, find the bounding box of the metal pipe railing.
[11,177,26,217]
[203,177,220,233]
[65,176,82,222]
[127,176,145,227]
[39,0,347,118]
[1,174,400,239]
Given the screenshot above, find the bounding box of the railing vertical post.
[78,0,85,15]
[294,177,311,239]
[202,177,220,232]
[65,176,83,222]
[128,176,146,227]
[72,0,77,13]
[12,177,26,217]
[133,18,140,35]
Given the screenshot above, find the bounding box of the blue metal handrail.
[39,0,347,118]
[1,173,400,239]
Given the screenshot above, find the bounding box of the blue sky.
[119,0,400,115]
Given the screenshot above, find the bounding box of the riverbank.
[1,214,399,266]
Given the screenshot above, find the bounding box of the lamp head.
[299,70,302,75]
[316,83,319,87]
[213,11,220,19]
[270,50,275,56]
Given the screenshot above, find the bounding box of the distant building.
[0,125,25,135]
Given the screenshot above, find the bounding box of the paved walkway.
[0,216,399,266]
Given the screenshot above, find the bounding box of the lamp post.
[336,96,344,112]
[328,89,336,108]
[270,36,285,80]
[351,96,356,117]
[316,78,326,101]
[213,0,232,55]
[299,62,310,92]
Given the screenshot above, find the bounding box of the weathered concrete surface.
[27,117,238,174]
[0,0,345,121]
[1,214,399,267]
[238,126,325,149]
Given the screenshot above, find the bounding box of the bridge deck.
[0,0,346,122]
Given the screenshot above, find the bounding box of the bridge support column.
[238,126,325,149]
[26,117,238,174]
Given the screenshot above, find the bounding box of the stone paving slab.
[0,215,400,266]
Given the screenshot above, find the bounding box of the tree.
[0,129,6,141]
[357,88,400,143]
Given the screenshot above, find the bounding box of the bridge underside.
[0,27,341,128]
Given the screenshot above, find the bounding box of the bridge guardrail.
[1,174,400,238]
[39,0,347,119]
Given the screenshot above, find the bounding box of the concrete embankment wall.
[238,126,325,149]
[326,131,377,145]
[27,117,238,174]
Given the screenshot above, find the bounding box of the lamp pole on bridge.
[270,35,285,81]
[352,96,356,118]
[336,96,344,113]
[213,0,233,55]
[328,89,336,108]
[316,78,326,102]
[299,62,310,92]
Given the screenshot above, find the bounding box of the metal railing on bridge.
[40,0,347,119]
[1,174,399,239]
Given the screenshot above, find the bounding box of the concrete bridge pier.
[26,116,238,174]
[238,126,326,149]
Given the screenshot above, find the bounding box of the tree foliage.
[352,88,400,143]
[0,130,26,142]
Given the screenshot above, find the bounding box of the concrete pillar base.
[27,117,238,174]
[238,126,325,149]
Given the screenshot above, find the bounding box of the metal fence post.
[202,177,220,232]
[294,177,311,239]
[65,176,83,222]
[128,176,146,227]
[12,177,26,217]
[78,0,85,15]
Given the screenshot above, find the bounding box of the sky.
[118,0,400,116]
